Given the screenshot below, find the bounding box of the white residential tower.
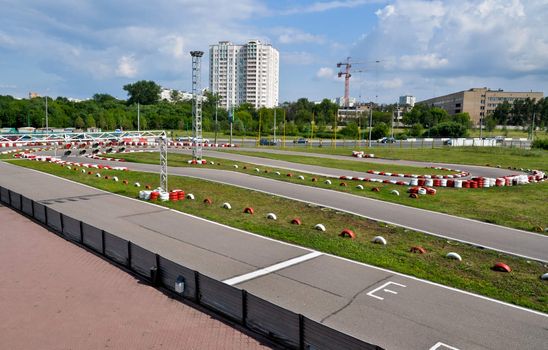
[209,40,279,109]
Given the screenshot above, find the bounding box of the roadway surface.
[66,153,548,263]
[0,161,546,350]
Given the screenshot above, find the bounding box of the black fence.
[0,185,383,350]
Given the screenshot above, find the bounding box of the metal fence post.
[242,290,248,327]
[194,271,201,304]
[299,314,305,350]
[127,241,132,268]
[101,230,106,255]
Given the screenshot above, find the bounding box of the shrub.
[531,139,548,150]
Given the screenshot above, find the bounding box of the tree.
[485,116,497,132]
[85,115,96,128]
[370,122,389,140]
[409,123,424,137]
[123,80,161,105]
[429,122,468,138]
[74,116,85,129]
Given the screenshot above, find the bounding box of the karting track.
[0,161,546,350]
[61,151,548,263]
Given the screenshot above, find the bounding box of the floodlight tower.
[190,50,204,160]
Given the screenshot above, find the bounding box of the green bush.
[531,138,548,150]
[429,122,468,138]
[370,122,389,140]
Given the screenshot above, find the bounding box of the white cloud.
[380,77,402,89]
[283,0,384,14]
[276,28,325,45]
[399,54,448,70]
[316,67,336,79]
[352,0,548,101]
[282,51,316,65]
[116,56,137,78]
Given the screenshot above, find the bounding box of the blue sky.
[0,0,547,103]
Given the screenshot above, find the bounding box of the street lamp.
[45,95,48,135]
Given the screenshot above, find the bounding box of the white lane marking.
[429,341,460,350]
[367,282,406,300]
[6,162,548,318]
[222,251,323,286]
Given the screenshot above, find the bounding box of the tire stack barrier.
[1,186,384,349]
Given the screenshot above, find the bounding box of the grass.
[107,151,548,232]
[232,146,548,172]
[221,150,456,175]
[7,158,548,313]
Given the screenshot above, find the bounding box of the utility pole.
[214,98,218,145]
[45,95,48,135]
[273,108,277,142]
[190,50,204,161]
[368,103,373,147]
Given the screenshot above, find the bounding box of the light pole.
[479,116,483,139]
[273,108,277,143]
[214,98,218,145]
[45,95,48,135]
[368,103,373,147]
[137,102,140,132]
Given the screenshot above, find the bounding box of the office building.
[399,95,416,107]
[418,88,543,124]
[209,40,279,109]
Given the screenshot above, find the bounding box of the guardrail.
[0,185,383,350]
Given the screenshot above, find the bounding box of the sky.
[0,0,547,104]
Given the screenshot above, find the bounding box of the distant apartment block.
[399,95,416,107]
[418,88,543,124]
[209,40,279,109]
[160,87,193,102]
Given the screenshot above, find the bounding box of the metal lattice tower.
[159,133,168,192]
[190,50,204,160]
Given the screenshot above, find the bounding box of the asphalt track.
[67,152,548,263]
[1,161,546,350]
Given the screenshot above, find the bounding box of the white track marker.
[223,251,322,286]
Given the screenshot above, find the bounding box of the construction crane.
[337,57,366,108]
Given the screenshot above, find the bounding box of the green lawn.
[108,151,548,232]
[8,159,548,313]
[233,146,548,171]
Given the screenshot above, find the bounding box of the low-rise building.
[418,88,543,124]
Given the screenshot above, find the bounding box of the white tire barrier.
[314,224,326,232]
[446,252,462,261]
[390,190,400,196]
[372,236,387,245]
[356,185,364,190]
[541,273,548,280]
[186,193,195,200]
[266,213,277,220]
[233,164,239,168]
[275,171,281,175]
[112,176,118,182]
[134,182,141,187]
[255,168,260,172]
[222,202,232,209]
[418,188,427,195]
[81,169,86,173]
[95,173,101,177]
[324,180,332,185]
[159,192,169,202]
[298,175,305,180]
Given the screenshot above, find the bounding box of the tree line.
[1,80,546,139]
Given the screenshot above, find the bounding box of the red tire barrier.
[410,246,426,254]
[311,177,318,182]
[104,175,109,180]
[493,262,511,272]
[243,166,247,169]
[291,218,302,225]
[371,187,380,192]
[149,191,159,201]
[169,192,179,201]
[339,229,356,239]
[409,193,419,199]
[123,180,129,185]
[203,198,212,205]
[287,173,292,177]
[340,182,347,187]
[243,207,254,214]
[88,171,93,175]
[264,169,269,173]
[145,185,152,190]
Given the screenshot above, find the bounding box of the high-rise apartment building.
[418,88,543,124]
[209,40,279,109]
[399,95,416,107]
